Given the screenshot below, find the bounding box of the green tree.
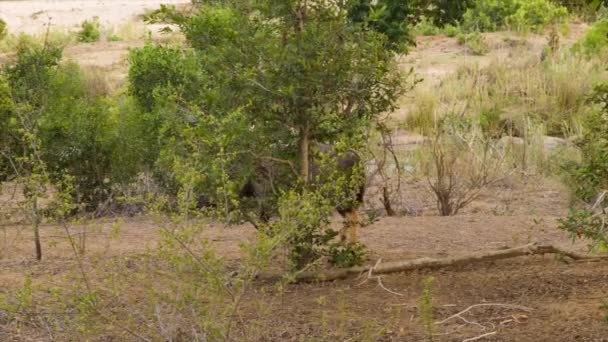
[2,40,119,211]
[135,0,408,267]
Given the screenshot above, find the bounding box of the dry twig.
[462,331,497,342]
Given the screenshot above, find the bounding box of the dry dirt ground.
[0,4,607,341]
[1,177,606,341]
[0,0,189,34]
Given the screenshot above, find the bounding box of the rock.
[542,136,567,152]
[496,136,524,152]
[496,136,567,153]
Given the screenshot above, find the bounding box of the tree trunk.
[299,123,310,183]
[32,197,42,261]
[382,186,396,216]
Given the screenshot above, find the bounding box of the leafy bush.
[107,34,122,42]
[602,300,608,323]
[2,40,122,210]
[348,0,413,52]
[443,23,461,37]
[413,15,441,36]
[562,84,608,201]
[0,19,7,41]
[462,0,568,32]
[128,44,205,111]
[558,208,608,251]
[573,18,608,56]
[462,0,519,32]
[328,242,366,268]
[457,31,490,55]
[77,17,101,43]
[508,0,568,33]
[411,0,474,26]
[558,84,608,253]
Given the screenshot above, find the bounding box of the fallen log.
[296,243,607,283]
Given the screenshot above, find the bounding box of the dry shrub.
[422,116,507,216]
[81,66,111,97]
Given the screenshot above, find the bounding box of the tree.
[133,0,408,267]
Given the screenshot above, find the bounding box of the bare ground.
[1,177,606,341]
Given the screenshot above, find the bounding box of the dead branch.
[356,258,405,296]
[435,303,533,325]
[295,243,606,282]
[462,331,497,342]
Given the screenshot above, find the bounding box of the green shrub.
[0,19,7,41]
[443,23,461,37]
[3,40,121,209]
[560,83,608,203]
[328,242,366,268]
[457,31,490,55]
[107,34,122,42]
[348,0,413,52]
[462,0,568,32]
[462,0,519,31]
[558,208,608,251]
[508,0,568,33]
[573,18,608,56]
[128,44,206,111]
[413,15,441,36]
[411,0,474,26]
[77,17,101,43]
[601,300,608,323]
[557,83,608,253]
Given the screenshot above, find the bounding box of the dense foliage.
[410,0,473,26]
[0,40,122,209]
[559,84,608,251]
[573,18,608,55]
[133,0,407,267]
[462,0,568,32]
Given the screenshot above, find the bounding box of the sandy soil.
[0,0,189,34]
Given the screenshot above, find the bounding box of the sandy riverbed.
[0,0,189,34]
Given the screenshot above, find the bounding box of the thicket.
[410,0,473,26]
[573,18,608,55]
[559,84,608,252]
[462,0,568,32]
[0,40,120,210]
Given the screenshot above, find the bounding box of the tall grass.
[407,50,605,138]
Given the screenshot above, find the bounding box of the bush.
[558,84,608,254]
[443,23,461,37]
[457,31,490,55]
[508,0,568,33]
[77,17,101,43]
[348,0,413,52]
[462,0,519,32]
[562,84,608,202]
[0,19,7,41]
[411,0,473,27]
[462,0,568,33]
[412,15,441,36]
[423,115,506,216]
[573,18,608,56]
[128,44,205,111]
[3,40,122,210]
